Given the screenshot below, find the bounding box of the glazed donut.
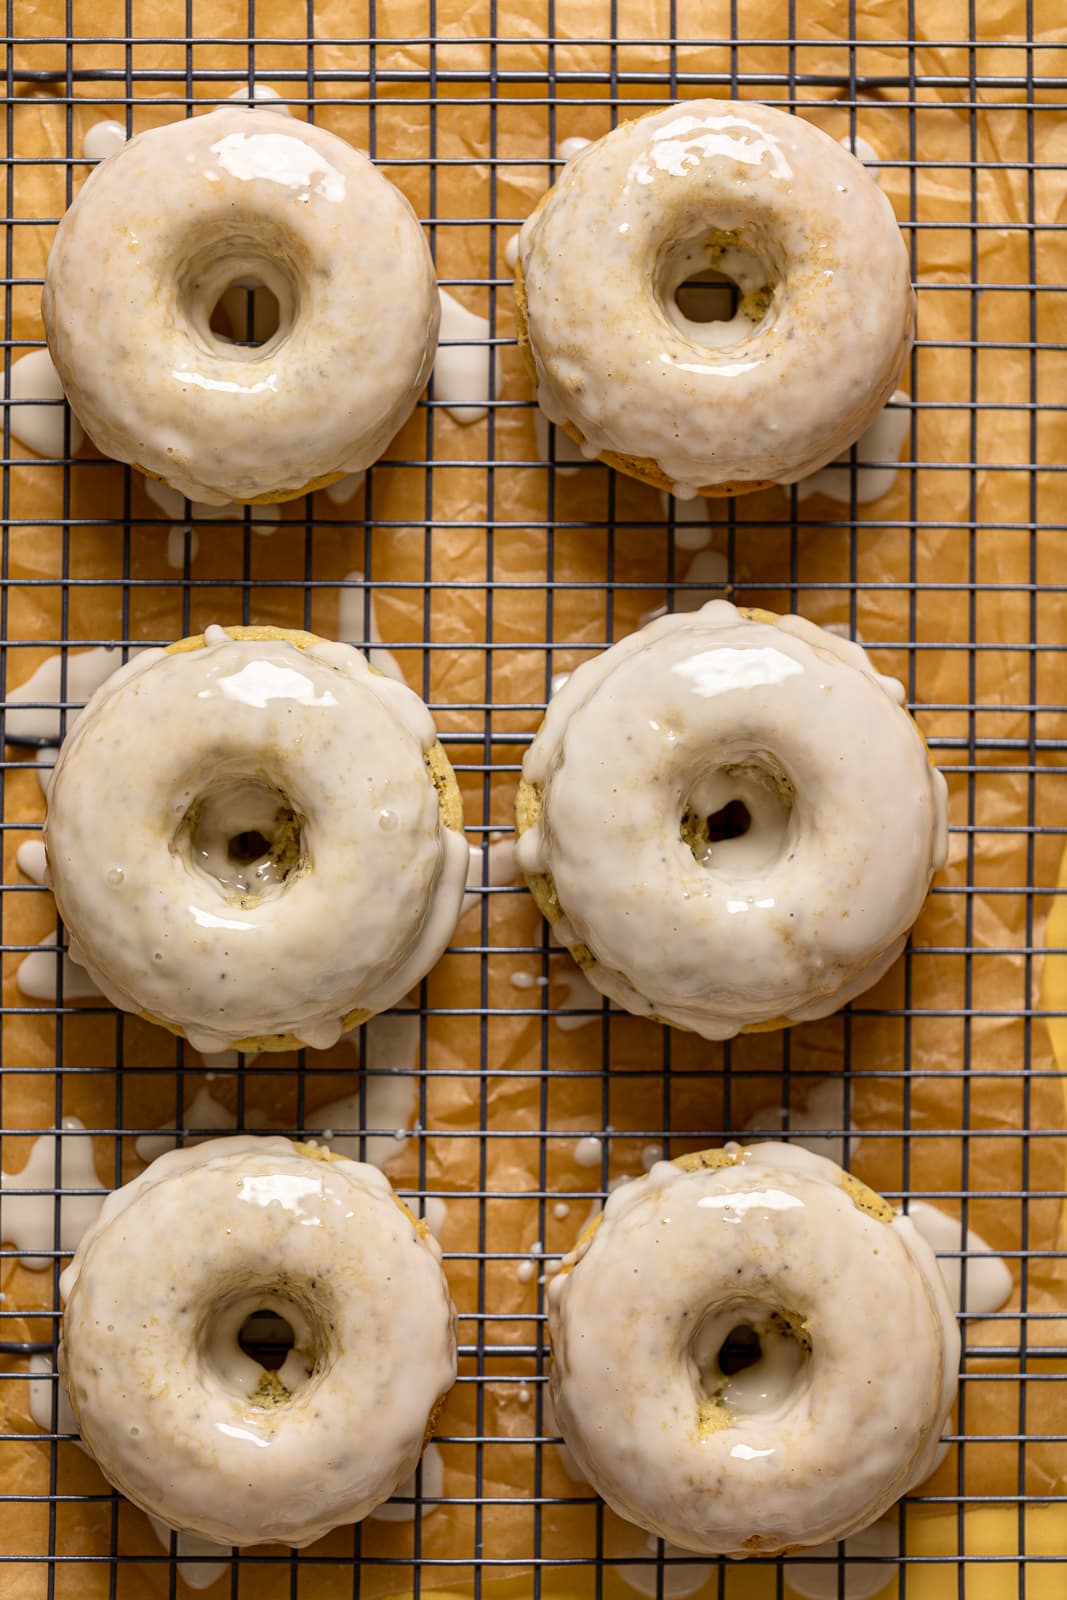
[43,108,439,504]
[59,1136,457,1547]
[515,600,947,1038]
[44,625,468,1053]
[548,1142,959,1556]
[515,100,913,497]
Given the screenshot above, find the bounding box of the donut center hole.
[228,828,273,864]
[659,231,777,350]
[179,236,298,361]
[178,777,306,902]
[208,279,282,348]
[238,1307,295,1370]
[716,1321,763,1375]
[674,267,742,324]
[202,1288,325,1406]
[681,761,794,877]
[693,1303,811,1420]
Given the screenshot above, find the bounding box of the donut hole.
[658,231,777,351]
[716,1321,763,1375]
[684,797,752,852]
[202,1288,325,1404]
[228,828,273,864]
[177,777,306,901]
[681,760,794,877]
[179,234,298,362]
[208,279,282,348]
[238,1307,296,1370]
[674,267,741,325]
[692,1302,810,1421]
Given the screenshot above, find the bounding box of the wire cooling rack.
[1,8,1066,1599]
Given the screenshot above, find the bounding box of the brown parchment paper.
[1,2,1066,1596]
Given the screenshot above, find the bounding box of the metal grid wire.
[1,6,1066,1597]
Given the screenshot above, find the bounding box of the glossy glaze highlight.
[548,1142,959,1556]
[515,600,947,1038]
[44,627,469,1052]
[60,1136,457,1547]
[44,108,439,503]
[517,101,913,496]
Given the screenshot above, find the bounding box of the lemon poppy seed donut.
[515,100,914,498]
[44,625,468,1053]
[59,1136,457,1547]
[43,108,439,504]
[547,1141,959,1556]
[515,601,947,1038]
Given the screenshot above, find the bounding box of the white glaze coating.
[0,1118,106,1270]
[82,120,127,161]
[795,391,910,505]
[547,1142,959,1556]
[44,630,468,1051]
[4,349,84,458]
[17,925,102,1002]
[338,569,406,682]
[26,1353,232,1587]
[435,289,502,424]
[516,601,947,1038]
[784,1516,900,1600]
[59,1136,457,1547]
[906,1201,1013,1317]
[744,1079,861,1168]
[134,1086,268,1163]
[6,643,144,745]
[16,838,49,885]
[43,108,440,504]
[518,101,913,494]
[367,1440,445,1521]
[462,836,518,915]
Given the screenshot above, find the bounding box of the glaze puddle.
[82,120,126,161]
[0,1118,106,1269]
[434,289,502,424]
[907,1200,1013,1315]
[135,1086,269,1165]
[166,525,200,569]
[337,570,406,682]
[744,1079,861,1168]
[3,350,84,458]
[533,408,585,474]
[794,392,910,505]
[661,492,713,551]
[305,1007,421,1167]
[573,1135,603,1169]
[16,928,103,1002]
[367,1441,444,1522]
[26,1354,232,1585]
[5,643,144,745]
[145,1519,232,1590]
[143,475,282,528]
[615,1532,712,1599]
[223,83,291,115]
[553,966,605,1032]
[463,837,518,915]
[324,470,366,504]
[643,547,730,626]
[15,838,48,886]
[784,1515,899,1600]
